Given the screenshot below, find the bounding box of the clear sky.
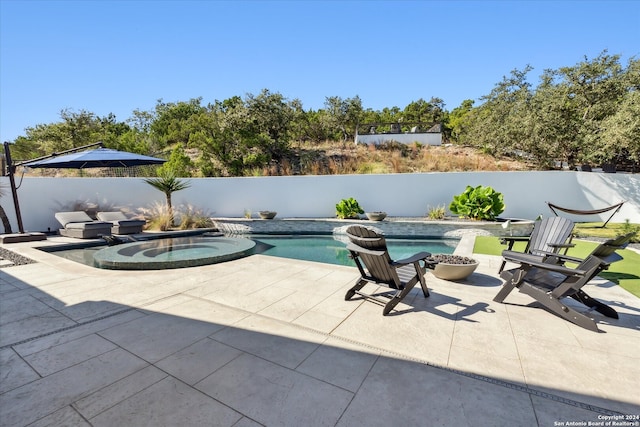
[1,0,638,143]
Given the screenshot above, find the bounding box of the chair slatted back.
[346,225,401,288]
[528,216,574,256]
[586,232,634,264]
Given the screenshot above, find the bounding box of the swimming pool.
[251,235,456,266]
[41,234,457,269]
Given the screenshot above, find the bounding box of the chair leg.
[498,259,507,273]
[383,281,417,315]
[345,279,367,301]
[494,269,525,303]
[571,290,619,319]
[520,284,599,332]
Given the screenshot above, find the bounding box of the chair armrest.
[502,250,587,276]
[548,242,575,249]
[392,252,432,266]
[499,236,530,245]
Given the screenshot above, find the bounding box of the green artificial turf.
[473,236,640,298]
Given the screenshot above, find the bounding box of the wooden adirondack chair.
[344,225,436,315]
[499,216,575,273]
[494,233,634,331]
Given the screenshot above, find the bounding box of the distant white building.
[355,122,443,146]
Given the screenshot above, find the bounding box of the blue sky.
[1,0,638,143]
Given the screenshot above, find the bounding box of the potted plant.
[258,210,277,219]
[449,185,505,221]
[430,254,479,280]
[336,198,364,219]
[365,211,387,221]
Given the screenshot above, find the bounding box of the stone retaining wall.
[212,217,534,239]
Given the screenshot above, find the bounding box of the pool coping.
[212,217,535,238]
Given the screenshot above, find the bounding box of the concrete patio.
[1,235,639,426]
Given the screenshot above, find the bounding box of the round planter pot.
[366,212,387,221]
[431,255,479,280]
[258,211,277,220]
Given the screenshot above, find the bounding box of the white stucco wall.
[2,171,639,233]
[355,133,442,145]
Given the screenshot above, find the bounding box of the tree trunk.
[0,204,13,234]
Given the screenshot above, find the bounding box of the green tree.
[599,90,640,164]
[323,96,363,141]
[446,99,474,143]
[465,66,534,156]
[158,145,193,177]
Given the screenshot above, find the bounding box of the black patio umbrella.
[3,142,166,236]
[24,148,166,169]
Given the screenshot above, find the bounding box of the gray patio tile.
[0,294,53,324]
[336,355,538,427]
[211,315,325,369]
[98,311,224,363]
[196,353,353,427]
[517,338,640,414]
[155,295,251,326]
[28,405,91,427]
[73,365,168,419]
[292,308,352,334]
[569,323,640,357]
[156,337,243,385]
[447,344,525,384]
[0,348,40,394]
[530,395,613,427]
[0,310,76,348]
[24,334,117,376]
[89,376,242,427]
[231,417,264,427]
[505,302,584,346]
[296,336,379,392]
[199,283,296,314]
[331,301,455,366]
[12,308,146,356]
[257,288,330,322]
[450,305,520,360]
[0,348,148,427]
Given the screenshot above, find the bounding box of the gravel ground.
[0,248,36,268]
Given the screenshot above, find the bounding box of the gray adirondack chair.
[494,233,634,331]
[499,216,575,273]
[344,225,436,315]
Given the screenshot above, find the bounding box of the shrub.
[449,185,505,220]
[427,204,447,220]
[621,219,640,243]
[178,204,214,229]
[336,197,364,219]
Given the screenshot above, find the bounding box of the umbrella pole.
[3,142,25,233]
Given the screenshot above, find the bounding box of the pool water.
[42,234,457,269]
[250,235,457,266]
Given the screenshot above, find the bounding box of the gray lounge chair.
[494,233,634,331]
[344,225,436,315]
[55,211,112,239]
[498,216,575,273]
[97,211,146,234]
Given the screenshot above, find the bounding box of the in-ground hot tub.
[92,235,256,270]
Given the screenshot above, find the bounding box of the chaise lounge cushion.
[96,211,146,234]
[55,211,112,239]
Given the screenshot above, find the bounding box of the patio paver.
[1,235,639,426]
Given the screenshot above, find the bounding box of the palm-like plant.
[144,172,190,226]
